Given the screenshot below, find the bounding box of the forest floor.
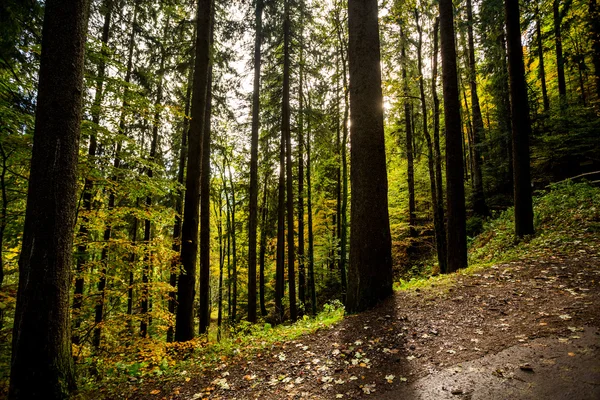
[113,230,600,399]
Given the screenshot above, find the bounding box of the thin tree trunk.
[334,5,348,302]
[247,0,263,324]
[431,17,447,273]
[440,0,468,273]
[554,0,567,101]
[298,21,306,311]
[401,28,417,252]
[466,0,489,217]
[9,0,87,396]
[505,0,535,237]
[536,10,550,112]
[282,0,297,322]
[415,9,444,277]
[175,0,213,342]
[590,0,600,100]
[215,188,224,340]
[259,172,269,316]
[226,161,237,324]
[306,95,316,316]
[199,61,214,334]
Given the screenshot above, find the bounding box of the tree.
[283,0,297,322]
[465,0,489,217]
[440,0,468,272]
[505,0,535,237]
[346,0,393,312]
[175,0,213,342]
[9,0,87,397]
[247,0,264,324]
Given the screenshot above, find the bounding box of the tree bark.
[591,0,600,100]
[401,28,417,252]
[9,0,87,397]
[259,171,269,316]
[346,0,393,312]
[282,0,297,322]
[505,0,535,237]
[168,46,194,343]
[466,0,489,217]
[431,17,448,274]
[247,0,263,324]
[175,0,213,342]
[199,61,214,334]
[536,9,550,112]
[554,0,567,101]
[306,95,317,316]
[440,0,468,273]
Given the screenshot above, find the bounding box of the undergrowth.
[396,181,600,291]
[75,300,344,397]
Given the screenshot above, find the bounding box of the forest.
[0,0,599,398]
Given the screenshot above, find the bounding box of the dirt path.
[124,240,600,399]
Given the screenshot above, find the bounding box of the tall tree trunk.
[298,22,306,311]
[554,0,567,101]
[466,0,489,217]
[440,0,468,273]
[283,0,297,322]
[199,61,214,334]
[168,47,194,343]
[401,28,417,252]
[590,0,600,100]
[505,0,535,237]
[247,0,263,324]
[9,0,87,397]
[73,0,113,346]
[334,5,349,303]
[216,185,224,340]
[536,9,550,112]
[431,17,447,274]
[259,172,269,316]
[415,9,445,276]
[226,160,237,324]
[175,0,213,342]
[306,95,316,316]
[346,0,393,312]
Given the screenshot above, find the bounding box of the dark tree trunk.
[346,0,393,312]
[306,95,317,316]
[440,0,468,273]
[247,0,263,324]
[283,0,297,322]
[199,62,214,334]
[554,0,567,100]
[259,172,269,316]
[73,0,112,346]
[415,9,444,276]
[334,7,349,303]
[298,29,306,310]
[466,0,489,217]
[536,10,550,112]
[9,0,87,397]
[216,191,224,340]
[226,161,236,325]
[401,28,417,251]
[591,0,600,100]
[505,0,535,237]
[168,49,194,343]
[175,0,213,342]
[431,17,447,274]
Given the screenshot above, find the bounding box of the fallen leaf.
[149,389,160,395]
[385,375,395,383]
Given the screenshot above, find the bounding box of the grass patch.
[395,181,600,293]
[75,301,345,397]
